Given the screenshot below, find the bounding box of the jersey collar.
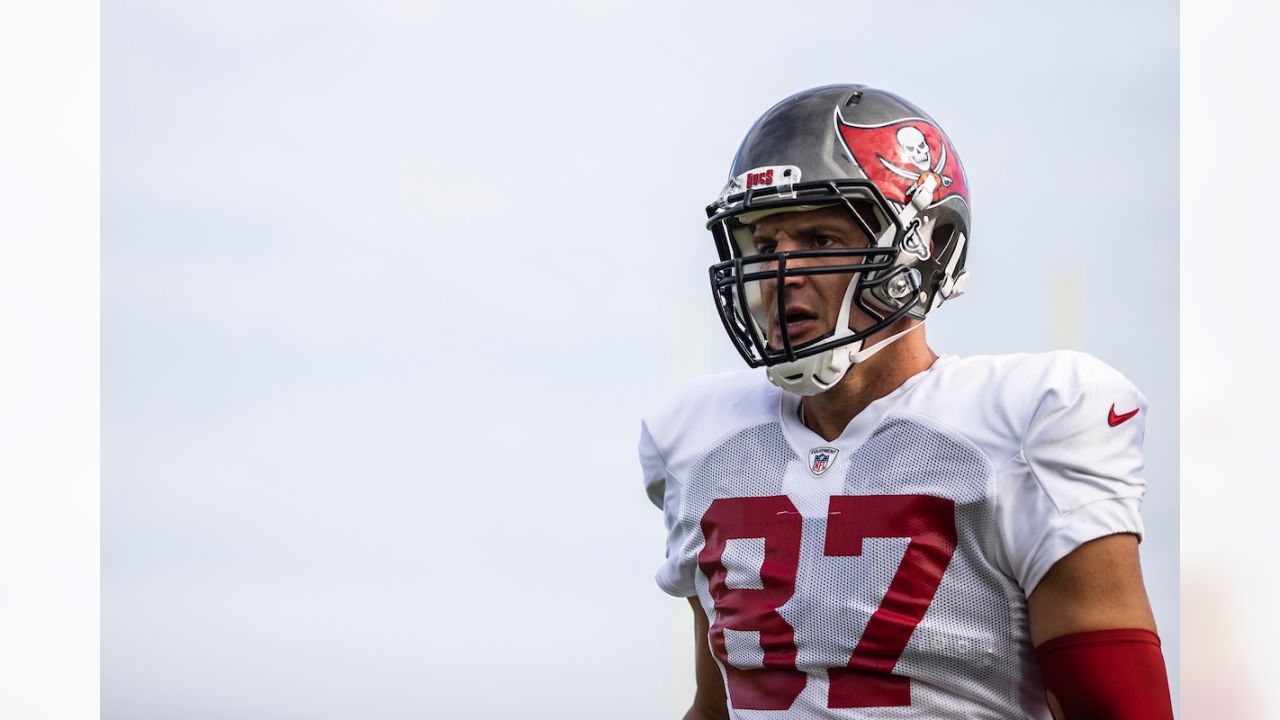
[778,354,954,457]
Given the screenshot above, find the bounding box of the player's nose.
[771,237,811,287]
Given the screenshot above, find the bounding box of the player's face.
[750,206,876,350]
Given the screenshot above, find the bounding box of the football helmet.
[706,84,972,395]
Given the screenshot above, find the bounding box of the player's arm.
[684,597,729,720]
[1026,533,1173,720]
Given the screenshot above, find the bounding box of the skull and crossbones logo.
[879,125,953,189]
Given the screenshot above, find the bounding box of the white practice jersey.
[640,352,1149,720]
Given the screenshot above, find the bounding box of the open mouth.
[771,308,821,347]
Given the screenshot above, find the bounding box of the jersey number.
[697,494,957,710]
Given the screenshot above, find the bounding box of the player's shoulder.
[931,350,1140,398]
[898,351,1144,460]
[641,369,779,455]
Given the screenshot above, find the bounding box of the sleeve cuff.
[1021,496,1144,594]
[655,564,697,598]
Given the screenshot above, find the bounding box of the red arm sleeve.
[1034,628,1173,720]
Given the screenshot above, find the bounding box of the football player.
[640,85,1173,719]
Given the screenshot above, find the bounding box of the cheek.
[811,273,853,312]
[757,279,777,306]
[813,273,877,329]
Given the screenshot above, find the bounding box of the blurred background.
[102,1,1178,717]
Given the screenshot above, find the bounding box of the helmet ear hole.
[932,223,956,261]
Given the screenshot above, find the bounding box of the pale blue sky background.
[103,1,1178,717]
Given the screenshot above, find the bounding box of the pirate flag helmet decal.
[835,118,970,208]
[706,85,972,396]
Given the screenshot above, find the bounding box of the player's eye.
[813,236,839,248]
[755,241,777,254]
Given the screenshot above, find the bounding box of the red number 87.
[697,494,957,711]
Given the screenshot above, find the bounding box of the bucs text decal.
[836,117,970,207]
[746,168,774,189]
[698,494,957,711]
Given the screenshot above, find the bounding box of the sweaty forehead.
[750,205,866,239]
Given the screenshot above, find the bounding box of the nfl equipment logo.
[808,447,839,477]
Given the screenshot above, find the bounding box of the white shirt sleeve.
[639,420,698,597]
[994,353,1148,595]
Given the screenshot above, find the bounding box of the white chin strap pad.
[766,321,924,396]
[766,343,858,397]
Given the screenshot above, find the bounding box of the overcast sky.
[103,1,1178,717]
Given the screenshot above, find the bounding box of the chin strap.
[847,320,924,364]
[766,320,925,396]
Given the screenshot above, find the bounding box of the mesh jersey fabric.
[639,352,1149,719]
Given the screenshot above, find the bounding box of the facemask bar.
[706,180,917,368]
[709,254,920,367]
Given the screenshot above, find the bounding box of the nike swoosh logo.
[1108,404,1139,427]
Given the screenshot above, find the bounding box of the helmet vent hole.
[845,91,863,106]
